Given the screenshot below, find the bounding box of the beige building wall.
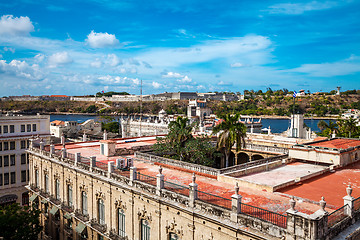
[27,150,283,240]
[0,114,50,206]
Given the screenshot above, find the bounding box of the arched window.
[98,199,105,225]
[35,170,39,188]
[118,209,125,237]
[44,174,49,193]
[55,179,60,200]
[82,191,88,215]
[141,219,150,240]
[67,185,73,207]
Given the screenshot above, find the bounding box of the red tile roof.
[309,138,360,149]
[51,120,65,126]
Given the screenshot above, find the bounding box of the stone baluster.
[75,152,81,166]
[343,184,355,217]
[108,161,114,178]
[156,166,164,196]
[231,182,242,222]
[130,166,137,186]
[189,173,198,208]
[83,132,87,142]
[90,156,96,171]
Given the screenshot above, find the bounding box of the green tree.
[317,120,338,137]
[337,117,359,138]
[0,203,42,240]
[212,113,247,167]
[102,121,119,134]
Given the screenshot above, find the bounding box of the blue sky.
[0,0,359,96]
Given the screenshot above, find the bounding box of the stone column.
[103,130,108,140]
[231,183,242,222]
[108,161,114,178]
[62,147,67,159]
[49,144,55,155]
[189,173,198,208]
[343,184,355,218]
[75,152,81,166]
[61,133,65,145]
[156,166,164,196]
[90,156,96,171]
[29,139,34,149]
[129,166,137,186]
[83,132,87,142]
[39,139,45,151]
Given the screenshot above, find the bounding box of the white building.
[50,119,101,138]
[0,113,50,206]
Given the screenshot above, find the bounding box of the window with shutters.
[141,219,150,240]
[98,198,105,225]
[118,209,126,237]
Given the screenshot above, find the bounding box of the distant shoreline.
[45,112,338,120]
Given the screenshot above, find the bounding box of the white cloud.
[107,54,122,67]
[0,15,34,36]
[217,80,233,86]
[152,81,161,89]
[3,47,15,53]
[231,62,244,68]
[267,1,338,15]
[86,30,119,48]
[289,57,360,77]
[48,52,73,68]
[90,58,103,68]
[34,54,45,62]
[162,71,184,78]
[0,59,44,80]
[178,75,192,83]
[141,35,273,68]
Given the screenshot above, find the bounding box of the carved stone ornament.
[34,164,38,170]
[95,191,106,200]
[166,217,183,236]
[54,171,60,180]
[201,232,214,240]
[137,205,152,222]
[79,183,88,193]
[114,198,127,211]
[43,168,49,175]
[65,178,72,186]
[346,184,353,197]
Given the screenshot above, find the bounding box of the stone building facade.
[26,141,360,240]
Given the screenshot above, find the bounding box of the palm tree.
[212,113,247,167]
[338,117,359,138]
[168,116,195,159]
[317,120,338,137]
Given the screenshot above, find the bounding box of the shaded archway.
[228,151,235,167]
[237,152,250,164]
[252,154,264,161]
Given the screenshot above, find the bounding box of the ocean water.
[50,114,332,134]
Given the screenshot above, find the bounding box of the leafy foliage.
[212,113,247,167]
[153,117,216,167]
[317,117,360,138]
[0,203,42,240]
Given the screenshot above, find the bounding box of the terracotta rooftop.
[54,137,340,215]
[308,138,360,150]
[51,120,65,126]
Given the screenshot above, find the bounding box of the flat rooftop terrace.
[54,138,331,215]
[237,162,327,187]
[279,161,360,208]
